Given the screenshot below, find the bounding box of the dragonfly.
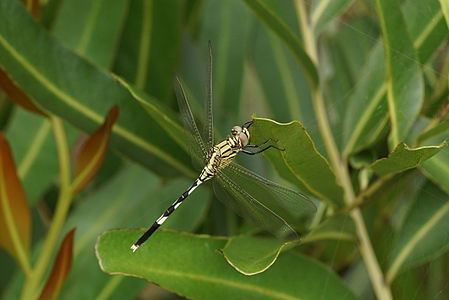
[131,44,315,252]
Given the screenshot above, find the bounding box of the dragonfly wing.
[204,41,214,150]
[224,162,316,221]
[214,168,299,240]
[174,77,207,168]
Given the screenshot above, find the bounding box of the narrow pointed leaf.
[421,148,449,195]
[417,120,449,144]
[0,67,46,116]
[0,133,31,266]
[0,0,193,178]
[96,230,357,300]
[439,0,449,28]
[343,0,447,155]
[114,0,183,102]
[242,0,319,88]
[73,106,118,193]
[38,229,75,300]
[6,109,56,204]
[369,142,447,177]
[52,0,129,69]
[376,0,424,147]
[311,0,352,35]
[252,117,345,208]
[386,183,449,283]
[220,236,291,275]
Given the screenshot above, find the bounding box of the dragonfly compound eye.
[231,126,242,136]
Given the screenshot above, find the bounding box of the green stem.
[21,116,73,300]
[294,1,392,299]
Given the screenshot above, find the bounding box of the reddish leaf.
[38,229,75,300]
[0,67,46,116]
[22,0,40,17]
[72,106,119,193]
[0,133,31,260]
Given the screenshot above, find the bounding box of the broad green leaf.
[220,236,291,275]
[302,214,355,243]
[60,164,209,299]
[311,0,353,35]
[386,182,449,283]
[252,117,345,208]
[6,109,56,204]
[72,106,118,193]
[242,0,319,89]
[52,0,129,69]
[0,0,194,178]
[369,142,446,177]
[38,229,75,300]
[343,0,447,155]
[0,133,31,272]
[114,0,184,103]
[376,0,424,147]
[96,230,357,300]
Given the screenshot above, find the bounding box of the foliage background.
[1,0,449,299]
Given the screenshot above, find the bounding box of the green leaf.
[302,214,356,243]
[417,120,449,144]
[251,24,314,128]
[369,142,447,177]
[440,0,449,28]
[311,0,352,35]
[386,182,449,283]
[61,164,209,299]
[376,0,424,147]
[200,0,252,126]
[343,0,447,155]
[220,236,291,275]
[114,0,184,102]
[0,0,194,178]
[252,117,345,208]
[52,0,129,69]
[96,230,358,300]
[421,148,449,195]
[242,0,319,89]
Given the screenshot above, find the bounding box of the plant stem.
[21,116,73,300]
[294,1,393,299]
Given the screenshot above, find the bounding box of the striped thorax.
[199,125,250,182]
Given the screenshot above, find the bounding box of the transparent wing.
[213,170,298,240]
[204,41,214,149]
[215,162,316,236]
[174,77,207,169]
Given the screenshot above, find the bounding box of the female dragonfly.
[131,44,315,252]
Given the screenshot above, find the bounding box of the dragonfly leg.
[242,120,253,129]
[245,138,278,148]
[241,145,285,155]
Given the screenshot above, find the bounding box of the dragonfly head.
[231,125,250,146]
